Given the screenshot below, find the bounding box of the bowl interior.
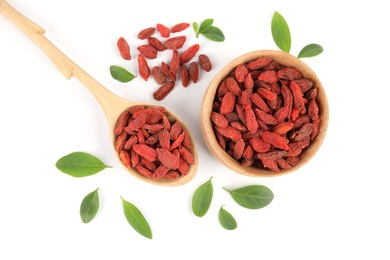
[200,50,329,177]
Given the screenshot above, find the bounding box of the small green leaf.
[202,26,225,42]
[110,65,136,83]
[223,185,274,209]
[80,188,100,223]
[192,22,199,36]
[192,177,213,217]
[55,152,112,177]
[271,11,291,53]
[219,205,237,230]
[198,18,214,34]
[121,196,152,239]
[298,43,324,58]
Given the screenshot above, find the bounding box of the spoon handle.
[0,0,130,121]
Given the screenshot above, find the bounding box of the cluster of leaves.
[56,152,152,239]
[192,19,225,42]
[271,11,323,58]
[192,177,274,230]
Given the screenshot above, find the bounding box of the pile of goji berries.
[211,56,320,172]
[116,22,213,100]
[114,105,195,179]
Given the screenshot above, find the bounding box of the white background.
[0,0,389,259]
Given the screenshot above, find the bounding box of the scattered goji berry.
[189,61,199,83]
[153,81,175,101]
[165,36,187,50]
[171,22,190,33]
[137,44,158,59]
[137,54,150,81]
[179,44,200,64]
[114,22,214,101]
[117,37,131,60]
[199,54,212,72]
[137,27,156,40]
[157,23,170,38]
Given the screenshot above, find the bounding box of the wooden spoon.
[0,0,198,186]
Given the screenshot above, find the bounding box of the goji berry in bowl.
[114,105,198,186]
[200,50,329,177]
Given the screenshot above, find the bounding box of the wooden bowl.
[200,50,329,177]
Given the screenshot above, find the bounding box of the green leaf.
[80,188,100,223]
[198,18,214,34]
[192,22,199,36]
[223,185,274,209]
[202,26,225,42]
[110,65,136,83]
[298,43,324,58]
[55,152,112,177]
[219,205,237,230]
[192,177,213,217]
[271,11,291,53]
[121,196,152,239]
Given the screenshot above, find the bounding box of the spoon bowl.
[0,0,198,186]
[200,50,329,177]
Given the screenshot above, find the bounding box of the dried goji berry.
[117,37,131,60]
[115,131,128,151]
[137,44,158,59]
[226,77,241,96]
[164,171,180,179]
[153,81,175,101]
[151,66,167,85]
[137,27,156,40]
[272,122,294,135]
[119,150,131,167]
[258,70,279,84]
[220,92,236,115]
[215,126,242,141]
[165,36,186,50]
[257,88,277,101]
[211,112,228,128]
[246,56,273,70]
[233,139,245,160]
[170,132,185,151]
[180,44,200,64]
[189,61,199,83]
[114,110,130,135]
[250,93,270,113]
[261,131,289,150]
[178,145,194,164]
[170,50,180,74]
[243,104,258,133]
[171,22,190,33]
[255,109,277,125]
[157,23,170,38]
[156,148,180,169]
[137,54,150,81]
[235,64,248,83]
[249,137,271,153]
[148,37,166,51]
[277,67,303,80]
[180,65,190,87]
[161,61,176,82]
[308,99,319,120]
[198,54,212,72]
[290,81,306,114]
